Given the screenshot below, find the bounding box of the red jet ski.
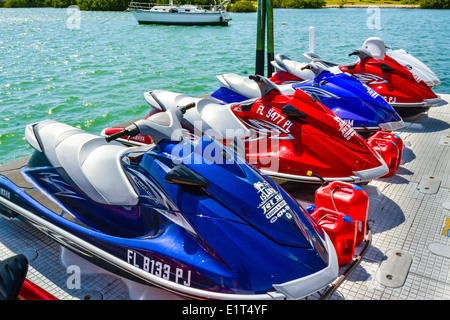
[103,76,388,184]
[300,38,444,120]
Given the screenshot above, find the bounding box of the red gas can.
[369,132,404,162]
[367,132,403,177]
[311,207,356,266]
[384,133,403,163]
[315,181,369,245]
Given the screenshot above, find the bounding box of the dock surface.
[1,94,449,300]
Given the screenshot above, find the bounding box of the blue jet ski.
[210,57,404,138]
[0,102,339,300]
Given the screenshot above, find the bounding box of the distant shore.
[0,1,432,11]
[230,1,427,12]
[325,4,420,7]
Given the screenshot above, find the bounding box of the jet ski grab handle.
[104,102,196,143]
[349,49,373,60]
[300,62,329,76]
[248,74,282,96]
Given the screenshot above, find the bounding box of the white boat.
[129,1,232,26]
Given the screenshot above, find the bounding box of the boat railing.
[128,1,230,12]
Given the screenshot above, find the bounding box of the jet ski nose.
[352,156,389,182]
[378,119,405,131]
[272,232,339,299]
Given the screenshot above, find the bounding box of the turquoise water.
[1,7,449,164]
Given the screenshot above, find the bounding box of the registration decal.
[127,249,192,287]
[253,181,291,223]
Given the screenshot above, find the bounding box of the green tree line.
[0,0,129,10]
[0,0,219,9]
[227,0,449,10]
[228,0,326,11]
[402,0,449,8]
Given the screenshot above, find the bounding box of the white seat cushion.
[26,120,138,206]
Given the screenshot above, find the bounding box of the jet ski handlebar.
[179,102,196,114]
[105,102,197,143]
[105,124,140,142]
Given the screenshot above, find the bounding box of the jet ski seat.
[217,73,261,98]
[218,73,290,101]
[272,54,316,80]
[25,120,139,206]
[145,89,250,140]
[362,37,386,60]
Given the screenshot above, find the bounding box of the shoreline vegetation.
[227,0,448,10]
[0,0,447,11]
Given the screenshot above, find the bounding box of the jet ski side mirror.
[379,62,395,72]
[281,104,307,119]
[0,254,28,300]
[165,164,210,188]
[309,93,322,103]
[229,136,246,160]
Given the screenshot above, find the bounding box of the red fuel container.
[315,181,369,245]
[369,131,404,162]
[367,132,403,177]
[311,207,356,266]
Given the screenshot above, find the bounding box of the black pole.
[266,0,274,77]
[255,0,266,76]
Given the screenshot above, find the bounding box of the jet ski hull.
[388,97,444,120]
[231,89,389,184]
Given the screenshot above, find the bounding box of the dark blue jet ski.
[0,102,339,299]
